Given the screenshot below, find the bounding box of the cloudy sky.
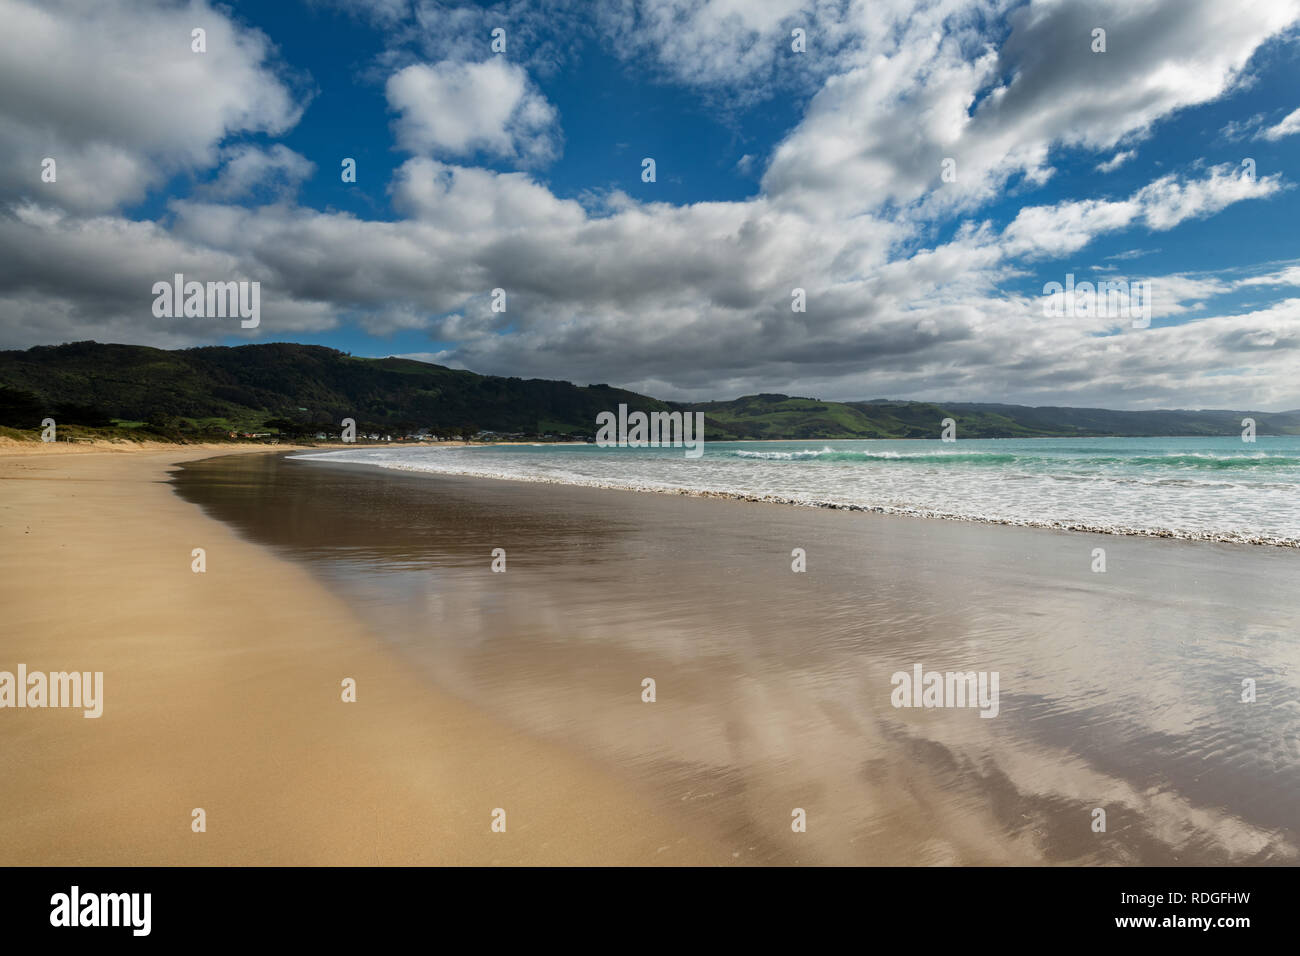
[4,0,1300,409]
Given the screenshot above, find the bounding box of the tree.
[0,385,45,428]
[263,417,305,437]
[54,401,114,428]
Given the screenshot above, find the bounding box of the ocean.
[291,436,1300,546]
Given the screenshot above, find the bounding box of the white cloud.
[1002,166,1281,258]
[1220,113,1266,141]
[386,59,560,166]
[1096,150,1136,173]
[203,145,315,200]
[1135,166,1284,231]
[0,0,302,213]
[598,0,818,94]
[763,0,1300,218]
[1236,264,1300,288]
[389,157,586,231]
[1260,106,1300,141]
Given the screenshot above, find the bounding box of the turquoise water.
[294,435,1300,545]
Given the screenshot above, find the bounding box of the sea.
[291,436,1300,546]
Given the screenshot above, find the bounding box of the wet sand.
[171,452,1300,865]
[0,446,734,865]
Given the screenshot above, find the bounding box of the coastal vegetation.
[3,341,1298,443]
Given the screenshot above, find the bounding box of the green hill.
[0,341,668,440]
[687,393,1300,439]
[2,341,1297,441]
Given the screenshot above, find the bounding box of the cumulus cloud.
[203,145,316,201]
[0,200,337,349]
[119,159,1267,400]
[0,0,302,213]
[386,59,561,166]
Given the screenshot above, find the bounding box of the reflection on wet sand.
[174,453,1300,865]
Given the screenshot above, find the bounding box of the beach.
[0,444,733,865]
[2,442,1296,866]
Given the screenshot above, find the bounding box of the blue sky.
[3,0,1300,409]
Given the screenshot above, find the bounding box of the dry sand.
[0,443,731,865]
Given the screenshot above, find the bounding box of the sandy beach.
[0,443,732,865]
[4,441,1297,866]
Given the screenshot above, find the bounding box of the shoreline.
[0,445,734,865]
[11,434,1295,550]
[288,452,1300,550]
